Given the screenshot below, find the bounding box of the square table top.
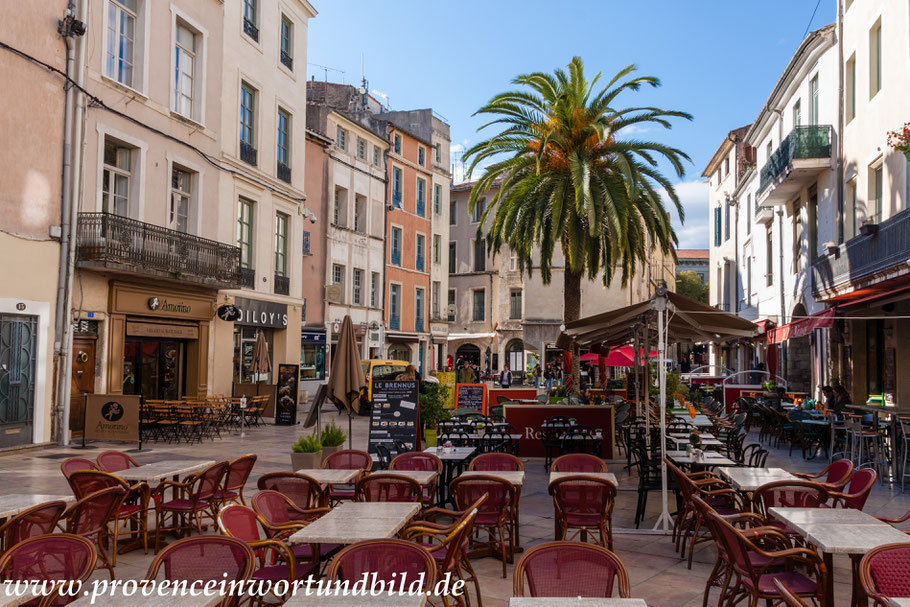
[549,472,618,486]
[0,494,75,520]
[68,594,219,607]
[510,599,648,606]
[887,599,910,607]
[115,459,216,483]
[458,470,525,487]
[422,447,475,461]
[381,469,438,484]
[716,467,798,491]
[768,507,887,536]
[0,584,38,607]
[666,450,736,466]
[287,501,419,545]
[285,594,427,606]
[806,522,909,554]
[295,469,360,485]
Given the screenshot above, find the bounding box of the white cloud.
[661,179,709,249]
[620,124,650,135]
[450,143,465,154]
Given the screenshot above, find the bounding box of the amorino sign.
[233,297,289,329]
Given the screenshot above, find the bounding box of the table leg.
[849,554,866,607]
[823,552,834,607]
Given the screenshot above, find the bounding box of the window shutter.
[714,207,722,246]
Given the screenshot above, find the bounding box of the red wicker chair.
[67,470,150,565]
[256,472,326,512]
[322,450,373,505]
[860,542,910,605]
[0,534,97,607]
[95,450,139,473]
[450,474,516,578]
[251,490,335,567]
[63,486,126,578]
[512,541,631,598]
[793,459,854,489]
[144,536,255,607]
[328,538,436,594]
[773,579,812,607]
[390,452,442,508]
[355,473,422,504]
[60,457,96,479]
[549,475,617,549]
[551,453,608,473]
[0,500,67,552]
[469,452,524,472]
[153,461,227,552]
[829,468,877,510]
[214,454,257,507]
[752,480,829,536]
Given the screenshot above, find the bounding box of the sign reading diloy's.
[233,297,288,329]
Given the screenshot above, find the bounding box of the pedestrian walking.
[500,364,512,388]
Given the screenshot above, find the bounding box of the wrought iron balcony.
[243,18,259,42]
[811,208,910,297]
[274,274,289,296]
[239,267,256,289]
[76,212,242,287]
[280,50,293,70]
[758,125,833,204]
[277,162,291,184]
[240,141,258,166]
[755,204,774,224]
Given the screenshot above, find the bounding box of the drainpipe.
[381,125,391,356]
[777,208,787,383]
[836,0,845,245]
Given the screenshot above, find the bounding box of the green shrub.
[320,422,346,447]
[419,383,451,429]
[292,430,322,453]
[761,380,777,392]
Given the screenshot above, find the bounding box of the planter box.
[290,450,322,471]
[321,444,343,461]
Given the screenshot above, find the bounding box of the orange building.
[384,124,434,373]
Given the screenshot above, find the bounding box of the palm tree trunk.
[564,266,582,395]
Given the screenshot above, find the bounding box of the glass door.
[123,338,184,399]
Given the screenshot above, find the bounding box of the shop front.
[232,297,289,384]
[300,328,326,381]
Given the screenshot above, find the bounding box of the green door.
[0,315,37,448]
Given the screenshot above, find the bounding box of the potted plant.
[320,421,346,458]
[887,122,910,161]
[761,380,777,398]
[419,383,450,447]
[290,430,322,470]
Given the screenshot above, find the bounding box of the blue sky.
[306,0,835,249]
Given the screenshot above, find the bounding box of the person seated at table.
[821,385,844,417]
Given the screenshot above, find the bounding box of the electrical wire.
[803,0,824,39]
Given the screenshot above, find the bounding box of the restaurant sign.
[83,394,141,446]
[234,297,288,329]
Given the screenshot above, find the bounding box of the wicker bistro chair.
[551,453,608,473]
[792,459,854,489]
[450,474,516,578]
[479,430,518,455]
[60,457,96,479]
[390,452,443,509]
[95,451,139,473]
[250,490,336,569]
[751,481,830,536]
[355,473,422,504]
[549,475,617,549]
[63,486,126,578]
[860,542,910,605]
[0,500,67,553]
[773,579,813,607]
[144,536,255,607]
[512,541,631,598]
[66,470,151,565]
[213,454,257,507]
[256,472,327,511]
[827,468,877,510]
[469,452,523,472]
[322,450,373,505]
[559,426,600,456]
[328,539,437,595]
[0,534,97,607]
[153,461,228,552]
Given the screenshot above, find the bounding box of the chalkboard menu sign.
[455,383,487,413]
[275,364,299,426]
[367,380,420,456]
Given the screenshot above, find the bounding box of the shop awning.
[447,332,496,341]
[765,309,835,344]
[385,331,420,343]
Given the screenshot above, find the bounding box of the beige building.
[448,181,675,377]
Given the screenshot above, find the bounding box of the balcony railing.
[277,162,291,183]
[243,18,259,42]
[239,267,255,289]
[280,50,293,70]
[240,141,258,166]
[759,125,833,193]
[76,212,242,287]
[389,315,400,330]
[391,249,401,266]
[274,274,289,296]
[811,208,910,296]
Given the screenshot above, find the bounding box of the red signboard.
[503,405,615,458]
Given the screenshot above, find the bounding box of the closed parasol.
[327,315,366,449]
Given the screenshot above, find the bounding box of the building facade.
[675,250,709,283]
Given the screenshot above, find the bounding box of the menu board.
[275,364,299,426]
[455,383,486,413]
[367,380,420,456]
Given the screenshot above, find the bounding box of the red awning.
[766,309,835,344]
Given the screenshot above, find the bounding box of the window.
[393,134,401,155]
[746,258,752,305]
[277,108,291,182]
[279,16,293,69]
[416,234,425,271]
[433,184,441,215]
[448,243,456,274]
[418,146,425,166]
[724,201,731,241]
[792,199,802,272]
[509,249,518,271]
[792,99,801,128]
[333,187,347,227]
[449,200,457,225]
[447,289,456,322]
[370,272,380,308]
[354,195,366,233]
[868,161,883,224]
[715,169,721,187]
[170,167,191,233]
[302,230,311,255]
[105,0,137,87]
[745,193,752,235]
[389,284,401,329]
[335,126,347,150]
[766,141,773,162]
[240,82,257,164]
[332,264,345,301]
[415,288,425,331]
[846,54,856,122]
[237,198,254,269]
[473,238,486,272]
[765,227,773,286]
[509,289,522,319]
[391,167,402,207]
[435,143,441,163]
[416,178,426,216]
[713,207,721,247]
[102,139,132,217]
[723,157,729,177]
[274,212,288,277]
[173,22,197,119]
[809,75,819,125]
[844,179,857,240]
[433,234,441,264]
[352,268,363,305]
[242,0,258,41]
[472,197,485,223]
[432,281,440,317]
[372,146,381,167]
[870,19,882,97]
[472,289,485,322]
[356,137,367,161]
[391,227,402,265]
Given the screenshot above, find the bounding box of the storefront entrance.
[0,314,37,448]
[122,338,185,400]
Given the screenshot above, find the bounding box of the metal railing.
[811,207,910,295]
[243,18,259,41]
[759,125,832,193]
[76,213,242,286]
[280,50,293,70]
[240,141,258,166]
[274,275,289,296]
[755,204,772,218]
[277,162,291,183]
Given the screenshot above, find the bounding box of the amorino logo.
[148,297,191,313]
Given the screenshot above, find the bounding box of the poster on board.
[455,383,487,413]
[275,364,300,425]
[437,371,456,409]
[83,394,141,446]
[367,380,420,456]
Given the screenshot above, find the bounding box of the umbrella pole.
[654,296,673,531]
[348,412,353,450]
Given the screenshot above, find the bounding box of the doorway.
[69,336,97,437]
[506,340,524,375]
[0,314,37,448]
[122,338,185,400]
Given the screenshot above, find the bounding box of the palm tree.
[464,57,691,393]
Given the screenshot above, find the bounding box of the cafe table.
[888,600,910,607]
[510,599,648,606]
[458,470,526,557]
[68,594,219,607]
[285,595,427,607]
[0,494,75,520]
[380,469,438,485]
[0,584,37,607]
[666,450,736,471]
[666,434,725,449]
[769,506,910,607]
[287,501,419,546]
[114,459,216,484]
[422,447,474,507]
[716,467,799,492]
[294,469,360,485]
